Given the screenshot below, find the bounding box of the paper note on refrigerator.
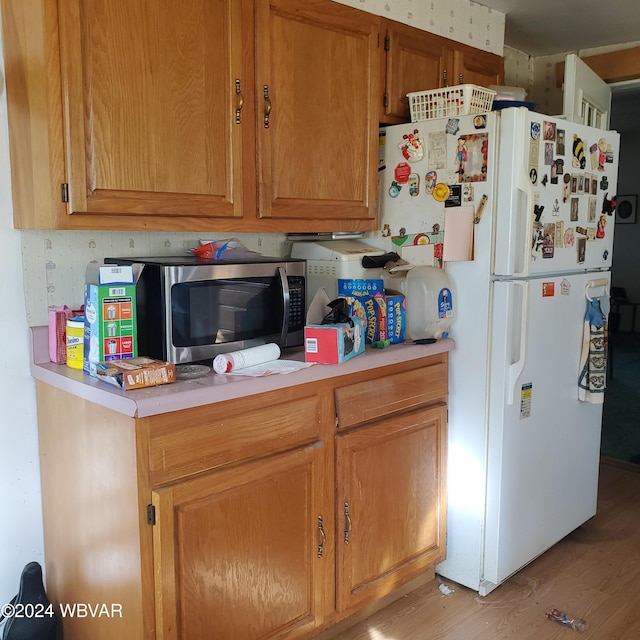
[443,206,474,261]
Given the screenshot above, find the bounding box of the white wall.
[0,62,45,603]
[333,0,505,55]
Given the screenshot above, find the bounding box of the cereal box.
[385,290,406,344]
[337,279,386,344]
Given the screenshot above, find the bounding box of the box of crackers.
[95,357,176,390]
[337,279,387,344]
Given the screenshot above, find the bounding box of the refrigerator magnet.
[577,237,586,263]
[444,184,462,207]
[446,118,460,135]
[564,227,575,247]
[596,215,607,238]
[572,134,586,169]
[425,171,437,194]
[543,121,556,141]
[602,193,615,215]
[542,223,555,258]
[529,135,539,183]
[432,183,450,202]
[557,129,566,155]
[399,129,425,162]
[532,223,544,259]
[408,173,420,197]
[555,220,564,246]
[394,162,411,184]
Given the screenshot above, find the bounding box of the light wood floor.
[328,458,640,640]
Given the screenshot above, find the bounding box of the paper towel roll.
[213,343,281,374]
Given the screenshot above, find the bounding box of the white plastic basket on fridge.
[407,84,496,122]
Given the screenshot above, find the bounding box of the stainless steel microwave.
[104,256,306,364]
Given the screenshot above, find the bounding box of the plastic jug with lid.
[403,266,454,340]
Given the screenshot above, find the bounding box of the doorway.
[601,87,640,464]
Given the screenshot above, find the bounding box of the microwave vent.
[308,262,338,278]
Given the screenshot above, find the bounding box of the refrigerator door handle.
[512,181,533,279]
[512,119,534,278]
[494,108,535,278]
[586,278,609,300]
[507,281,529,405]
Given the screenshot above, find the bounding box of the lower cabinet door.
[335,404,448,612]
[152,443,330,640]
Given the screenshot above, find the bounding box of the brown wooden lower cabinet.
[152,444,329,639]
[34,352,448,640]
[335,404,447,613]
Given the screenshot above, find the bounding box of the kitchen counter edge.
[30,326,454,418]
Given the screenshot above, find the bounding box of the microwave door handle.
[277,266,290,345]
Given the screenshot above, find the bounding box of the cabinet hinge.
[146,504,156,525]
[384,34,390,51]
[61,183,69,203]
[383,93,389,108]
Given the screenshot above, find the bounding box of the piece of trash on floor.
[545,608,587,632]
[439,583,454,596]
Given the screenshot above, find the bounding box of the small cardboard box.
[84,265,138,376]
[304,317,365,364]
[95,357,176,390]
[385,290,406,344]
[337,278,387,344]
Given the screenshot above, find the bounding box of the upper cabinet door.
[255,0,380,231]
[382,20,451,124]
[453,45,504,88]
[58,0,249,221]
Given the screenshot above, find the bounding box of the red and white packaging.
[48,305,83,364]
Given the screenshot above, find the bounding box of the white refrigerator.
[376,106,620,595]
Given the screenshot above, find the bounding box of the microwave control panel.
[288,277,305,329]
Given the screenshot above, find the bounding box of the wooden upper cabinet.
[381,20,451,124]
[255,0,380,230]
[380,18,504,125]
[453,44,504,88]
[57,0,249,223]
[2,0,379,232]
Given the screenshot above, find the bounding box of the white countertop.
[30,326,453,418]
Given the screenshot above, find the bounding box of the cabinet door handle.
[443,69,448,87]
[234,79,244,124]
[343,502,352,545]
[263,85,272,128]
[317,515,326,558]
[459,73,463,85]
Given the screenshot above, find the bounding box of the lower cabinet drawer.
[335,358,447,429]
[146,393,323,486]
